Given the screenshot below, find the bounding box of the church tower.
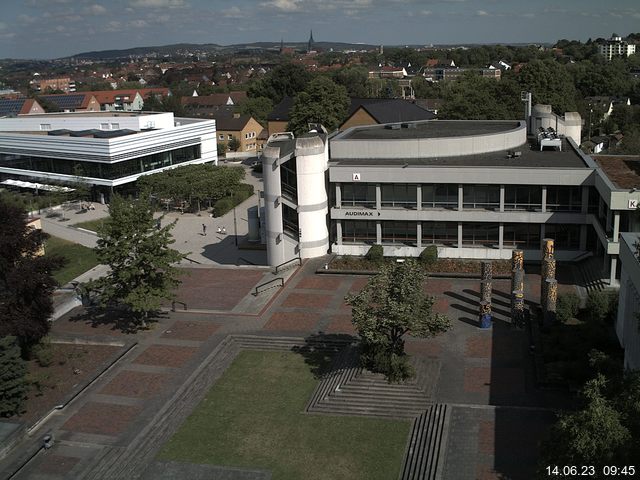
[308,30,314,53]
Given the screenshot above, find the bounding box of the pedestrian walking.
[217,226,222,234]
[221,226,226,235]
[202,223,207,236]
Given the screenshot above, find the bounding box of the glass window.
[381,183,417,208]
[422,184,457,208]
[462,185,500,210]
[545,224,580,250]
[382,221,416,245]
[546,186,581,212]
[462,223,499,246]
[280,159,297,202]
[342,183,376,208]
[503,223,540,249]
[282,204,298,238]
[422,222,457,245]
[504,185,541,211]
[343,220,377,244]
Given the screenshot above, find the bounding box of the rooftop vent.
[400,123,417,129]
[384,123,401,130]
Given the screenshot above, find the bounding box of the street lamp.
[233,206,238,247]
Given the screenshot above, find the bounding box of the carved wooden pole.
[512,290,525,327]
[545,279,558,324]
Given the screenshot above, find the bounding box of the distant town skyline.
[0,0,639,59]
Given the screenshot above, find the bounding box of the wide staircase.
[575,256,607,293]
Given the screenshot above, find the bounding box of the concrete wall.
[531,104,582,143]
[330,121,526,159]
[262,143,287,266]
[0,112,175,132]
[616,232,640,370]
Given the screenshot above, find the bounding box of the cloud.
[476,10,489,16]
[0,22,6,31]
[104,20,122,32]
[420,10,432,15]
[85,4,107,15]
[128,19,149,28]
[260,0,303,12]
[223,6,244,18]
[129,0,186,7]
[18,14,38,24]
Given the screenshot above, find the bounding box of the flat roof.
[594,155,640,189]
[339,120,521,140]
[331,137,589,169]
[17,111,162,118]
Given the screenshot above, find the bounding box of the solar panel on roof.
[41,94,84,109]
[0,99,25,116]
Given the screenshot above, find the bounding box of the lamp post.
[233,206,238,247]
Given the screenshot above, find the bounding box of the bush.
[586,290,618,323]
[360,342,414,383]
[419,245,438,266]
[212,184,254,217]
[365,244,384,264]
[0,336,28,417]
[32,341,54,367]
[557,293,581,323]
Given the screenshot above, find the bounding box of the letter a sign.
[352,172,361,181]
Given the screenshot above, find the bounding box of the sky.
[0,0,639,59]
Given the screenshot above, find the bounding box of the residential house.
[215,114,265,154]
[31,77,76,93]
[0,98,45,117]
[340,98,436,130]
[39,93,101,112]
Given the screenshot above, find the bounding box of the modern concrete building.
[0,111,217,201]
[598,34,637,61]
[261,105,640,289]
[616,232,640,370]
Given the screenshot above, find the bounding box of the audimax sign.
[344,210,381,217]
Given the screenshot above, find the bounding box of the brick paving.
[100,371,170,398]
[3,257,578,480]
[132,345,198,368]
[34,455,80,475]
[62,402,142,436]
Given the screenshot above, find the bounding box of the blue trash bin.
[480,313,492,329]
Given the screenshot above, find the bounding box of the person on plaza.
[217,226,222,234]
[202,223,207,236]
[221,226,226,235]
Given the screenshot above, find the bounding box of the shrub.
[212,184,255,218]
[0,336,28,417]
[365,244,384,264]
[586,290,618,323]
[556,293,581,323]
[32,341,54,367]
[419,245,438,266]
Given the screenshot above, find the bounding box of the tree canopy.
[247,62,312,104]
[517,59,579,113]
[287,76,350,135]
[0,200,64,355]
[137,164,245,212]
[345,260,451,382]
[86,194,184,329]
[236,96,273,126]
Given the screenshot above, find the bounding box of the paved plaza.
[0,254,576,480]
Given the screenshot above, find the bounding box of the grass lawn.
[45,235,99,285]
[159,350,411,480]
[72,218,106,232]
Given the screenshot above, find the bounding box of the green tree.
[71,164,91,203]
[539,375,632,476]
[333,67,369,98]
[227,137,241,152]
[517,59,578,113]
[237,96,273,126]
[345,260,451,382]
[86,194,184,328]
[142,95,185,116]
[0,200,65,355]
[288,76,349,134]
[247,63,312,104]
[0,336,28,417]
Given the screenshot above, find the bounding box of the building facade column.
[541,186,547,213]
[376,221,382,244]
[579,224,587,251]
[498,223,504,250]
[458,222,463,249]
[540,224,545,249]
[581,185,589,214]
[458,184,464,211]
[610,255,618,286]
[613,211,621,240]
[499,185,505,212]
[376,183,381,210]
[335,182,341,208]
[416,222,422,249]
[336,220,342,245]
[416,184,422,211]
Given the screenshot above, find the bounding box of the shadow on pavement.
[291,332,357,379]
[200,236,267,265]
[67,306,169,334]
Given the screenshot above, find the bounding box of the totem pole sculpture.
[511,249,525,327]
[479,260,493,328]
[541,238,557,324]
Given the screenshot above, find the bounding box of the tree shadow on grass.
[67,306,169,334]
[291,332,357,379]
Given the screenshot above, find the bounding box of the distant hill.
[70,41,380,59]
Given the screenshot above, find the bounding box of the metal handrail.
[253,277,284,296]
[274,256,301,274]
[237,257,256,266]
[171,301,187,311]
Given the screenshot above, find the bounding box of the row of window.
[340,221,581,250]
[340,183,594,213]
[0,145,201,180]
